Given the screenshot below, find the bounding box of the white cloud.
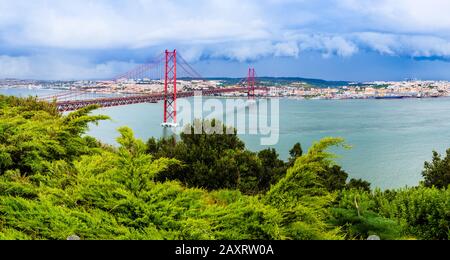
[0,54,136,80]
[274,41,300,57]
[210,41,278,62]
[356,32,450,58]
[294,34,359,58]
[0,0,269,49]
[338,0,450,34]
[1,0,450,78]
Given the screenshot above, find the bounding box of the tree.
[0,95,108,176]
[290,143,303,158]
[264,137,348,240]
[180,119,245,152]
[288,142,303,167]
[3,95,449,241]
[257,148,287,191]
[266,137,347,208]
[422,149,450,189]
[146,119,280,194]
[347,178,371,192]
[317,165,348,192]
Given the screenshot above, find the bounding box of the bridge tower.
[162,49,178,127]
[247,68,256,99]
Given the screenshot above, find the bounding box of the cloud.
[294,34,359,58]
[0,54,136,80]
[0,0,269,49]
[274,41,300,57]
[337,0,450,34]
[1,0,450,79]
[205,41,301,62]
[356,32,450,58]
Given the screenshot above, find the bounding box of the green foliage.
[265,137,348,240]
[337,188,450,240]
[284,139,370,194]
[289,142,303,158]
[147,119,287,194]
[0,95,58,116]
[318,165,348,192]
[330,208,403,240]
[331,189,405,240]
[347,178,371,192]
[1,96,449,240]
[0,99,347,240]
[339,189,375,216]
[266,137,347,208]
[422,149,450,189]
[0,95,108,175]
[257,148,287,190]
[287,142,303,167]
[379,187,450,240]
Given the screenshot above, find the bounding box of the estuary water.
[3,87,450,189]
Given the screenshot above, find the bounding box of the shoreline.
[1,86,450,101]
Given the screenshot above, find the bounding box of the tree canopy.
[422,149,450,189]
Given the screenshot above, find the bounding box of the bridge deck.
[55,87,268,112]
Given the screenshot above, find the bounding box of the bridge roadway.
[55,86,267,112]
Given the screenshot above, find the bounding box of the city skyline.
[1,0,450,81]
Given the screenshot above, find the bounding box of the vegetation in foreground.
[0,95,448,240]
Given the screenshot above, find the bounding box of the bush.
[2,96,448,240]
[330,208,403,240]
[422,150,450,189]
[337,188,450,240]
[146,119,287,194]
[383,187,450,240]
[0,98,345,240]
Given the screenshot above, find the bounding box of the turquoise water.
[3,88,450,189]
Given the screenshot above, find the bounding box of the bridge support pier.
[161,49,178,128]
[161,122,179,128]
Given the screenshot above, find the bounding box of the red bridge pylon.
[162,49,178,127]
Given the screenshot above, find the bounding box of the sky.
[1,0,450,81]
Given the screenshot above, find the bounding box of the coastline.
[2,86,449,101]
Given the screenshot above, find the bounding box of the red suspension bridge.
[39,49,267,127]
